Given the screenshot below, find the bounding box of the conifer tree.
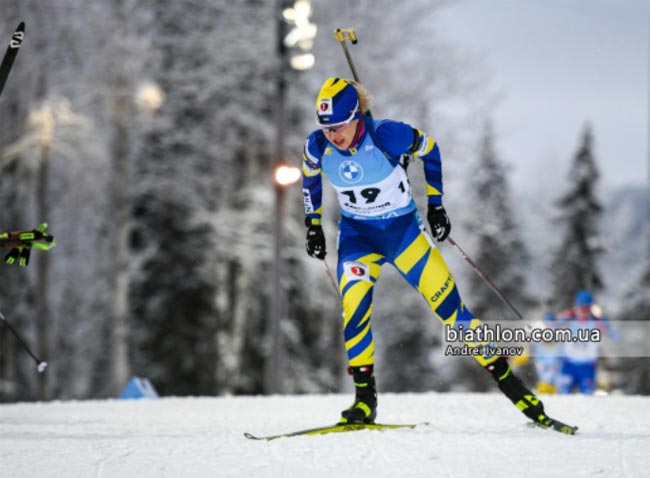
[465,122,531,323]
[448,122,534,391]
[549,124,604,310]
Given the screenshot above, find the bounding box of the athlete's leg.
[387,213,547,423]
[557,360,576,394]
[387,215,497,367]
[337,224,385,367]
[336,219,385,423]
[576,362,597,395]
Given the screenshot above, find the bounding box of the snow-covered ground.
[1,392,648,478]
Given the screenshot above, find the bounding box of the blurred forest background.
[0,0,648,402]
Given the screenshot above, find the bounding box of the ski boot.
[486,357,548,424]
[339,365,377,424]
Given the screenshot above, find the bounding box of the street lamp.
[135,81,164,113]
[266,162,301,395]
[282,0,317,71]
[274,163,301,186]
[265,0,315,395]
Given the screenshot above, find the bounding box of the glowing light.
[275,164,301,186]
[290,53,315,71]
[136,82,165,112]
[283,0,317,70]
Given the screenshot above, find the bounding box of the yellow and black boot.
[340,365,377,424]
[486,357,547,424]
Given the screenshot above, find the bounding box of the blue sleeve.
[376,119,443,205]
[374,120,417,158]
[302,130,326,223]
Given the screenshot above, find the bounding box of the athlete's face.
[322,119,359,150]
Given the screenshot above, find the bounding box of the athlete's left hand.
[427,204,451,242]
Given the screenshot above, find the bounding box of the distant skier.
[302,77,558,427]
[555,290,619,395]
[0,223,56,266]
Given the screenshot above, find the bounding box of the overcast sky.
[436,0,650,192]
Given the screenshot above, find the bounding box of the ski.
[0,22,25,98]
[244,422,425,441]
[527,417,578,435]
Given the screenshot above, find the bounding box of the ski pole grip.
[334,28,357,45]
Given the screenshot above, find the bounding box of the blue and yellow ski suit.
[302,116,497,368]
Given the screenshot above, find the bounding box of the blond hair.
[349,80,372,115]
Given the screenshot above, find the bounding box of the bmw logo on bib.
[339,160,363,184]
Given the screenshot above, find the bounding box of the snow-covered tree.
[127,0,269,396]
[464,121,532,321]
[548,124,605,310]
[126,0,337,396]
[2,0,154,401]
[453,121,532,390]
[0,0,116,401]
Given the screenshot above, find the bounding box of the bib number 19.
[342,182,406,204]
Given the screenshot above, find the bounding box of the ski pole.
[322,259,341,299]
[446,236,525,321]
[0,22,25,98]
[0,309,48,373]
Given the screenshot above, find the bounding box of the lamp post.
[264,0,316,395]
[266,163,300,395]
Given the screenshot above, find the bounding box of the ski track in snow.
[1,393,649,478]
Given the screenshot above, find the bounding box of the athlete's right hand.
[306,225,326,259]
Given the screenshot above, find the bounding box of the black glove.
[427,204,451,242]
[306,225,326,259]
